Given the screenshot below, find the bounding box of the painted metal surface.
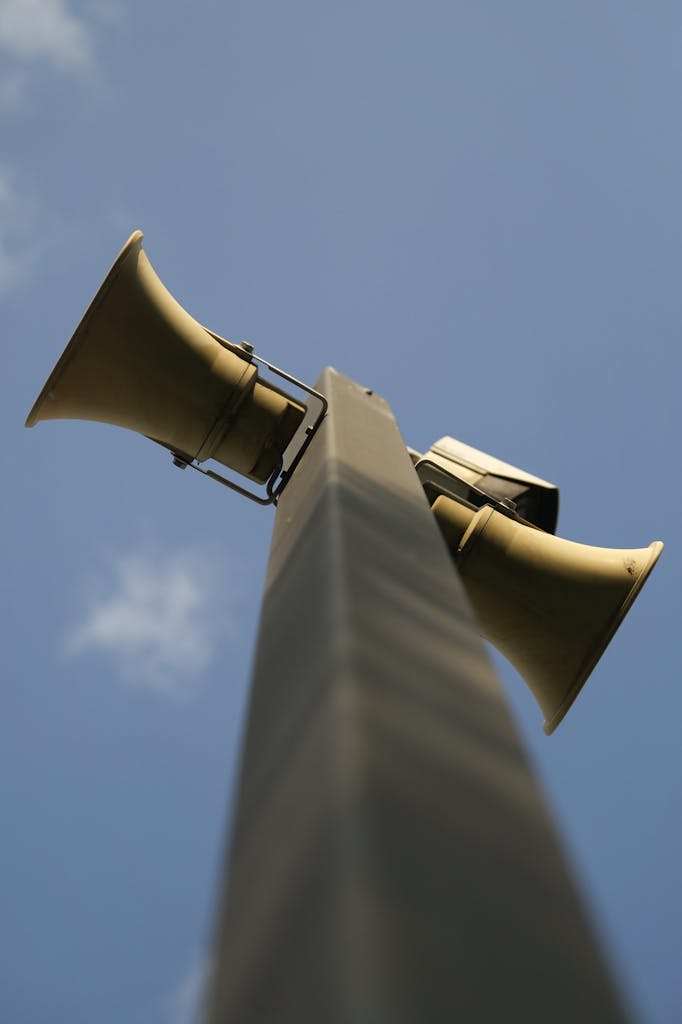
[201,368,628,1024]
[25,231,305,485]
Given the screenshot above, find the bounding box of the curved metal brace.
[171,342,328,506]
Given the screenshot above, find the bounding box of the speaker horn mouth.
[25,231,145,429]
[543,539,664,735]
[432,495,664,735]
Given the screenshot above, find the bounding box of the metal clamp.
[171,341,327,506]
[414,458,539,527]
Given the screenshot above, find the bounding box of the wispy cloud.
[168,953,212,1024]
[0,0,94,73]
[67,550,231,696]
[0,67,26,110]
[0,165,38,294]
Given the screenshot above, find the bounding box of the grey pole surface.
[201,368,628,1024]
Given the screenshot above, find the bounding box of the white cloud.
[0,165,37,294]
[67,550,229,695]
[0,0,94,72]
[0,67,26,110]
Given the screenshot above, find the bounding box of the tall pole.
[201,368,628,1024]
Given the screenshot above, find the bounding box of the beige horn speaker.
[25,231,306,484]
[433,495,663,734]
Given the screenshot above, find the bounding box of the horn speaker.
[25,231,305,484]
[433,495,663,734]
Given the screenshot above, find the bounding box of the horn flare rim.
[543,539,664,735]
[25,230,144,428]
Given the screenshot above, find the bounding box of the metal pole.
[201,368,628,1024]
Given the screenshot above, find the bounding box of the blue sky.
[2,2,679,1022]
